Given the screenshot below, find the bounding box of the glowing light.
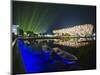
[18,39,76,73]
[44,34,53,37]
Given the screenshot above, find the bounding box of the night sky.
[12,1,96,33]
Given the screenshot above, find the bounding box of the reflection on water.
[53,38,93,48]
[17,37,96,73]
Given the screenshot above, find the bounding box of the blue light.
[17,39,76,73]
[18,40,47,73]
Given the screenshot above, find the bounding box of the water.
[13,37,96,74]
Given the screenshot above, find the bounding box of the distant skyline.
[13,1,96,33]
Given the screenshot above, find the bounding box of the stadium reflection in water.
[17,37,96,73]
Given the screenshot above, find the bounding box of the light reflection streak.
[53,38,92,48]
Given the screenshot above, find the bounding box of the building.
[53,24,94,37]
[12,25,19,35]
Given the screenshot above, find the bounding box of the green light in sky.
[13,2,62,33]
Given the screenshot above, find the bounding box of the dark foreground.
[12,38,96,74]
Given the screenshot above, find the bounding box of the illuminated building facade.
[53,24,94,37]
